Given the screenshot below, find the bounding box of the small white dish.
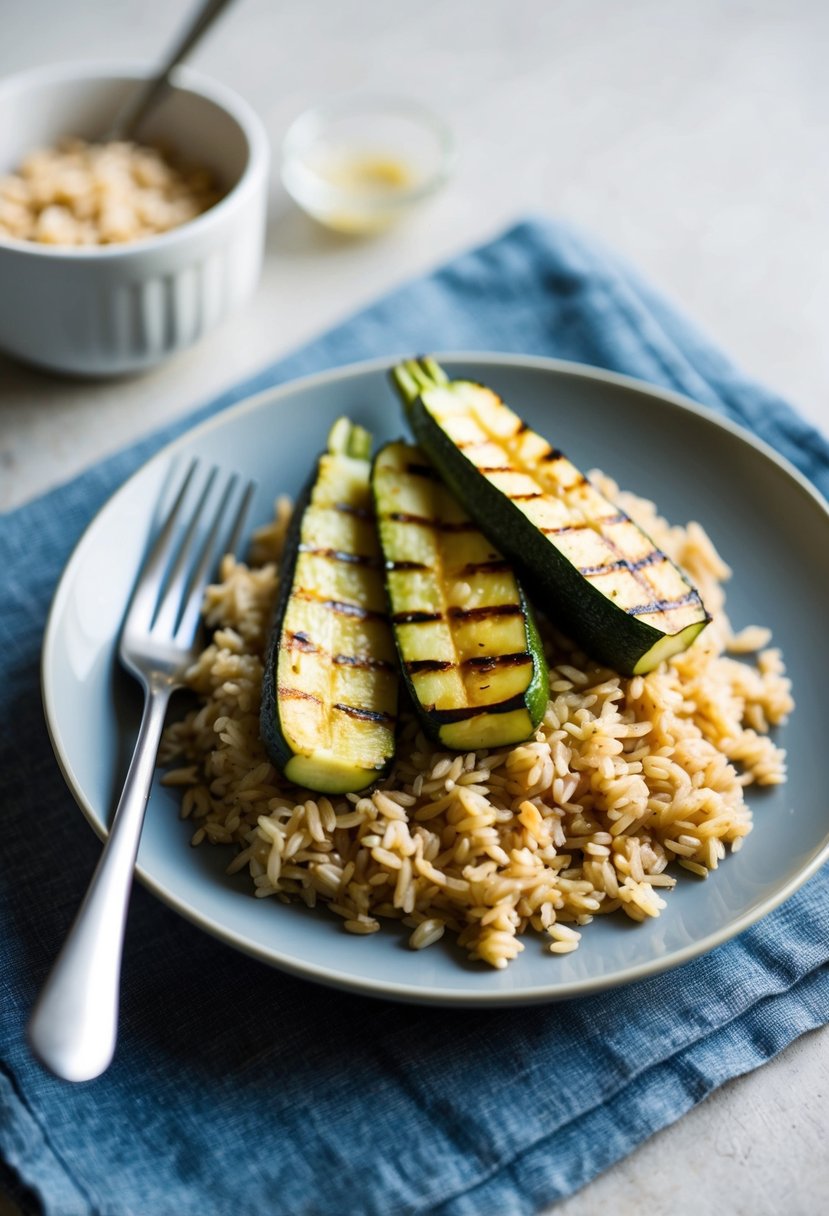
[41,354,829,1006]
[281,94,454,234]
[0,61,269,376]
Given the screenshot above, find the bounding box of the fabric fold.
[435,964,829,1216]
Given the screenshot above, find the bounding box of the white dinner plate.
[41,354,829,1005]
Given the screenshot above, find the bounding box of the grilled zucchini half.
[392,359,710,676]
[260,418,398,794]
[372,440,548,750]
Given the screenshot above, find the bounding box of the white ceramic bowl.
[0,62,269,376]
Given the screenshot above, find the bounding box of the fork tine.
[150,464,221,639]
[123,458,200,632]
[171,474,255,645]
[220,477,257,572]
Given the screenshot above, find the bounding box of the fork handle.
[28,679,173,1082]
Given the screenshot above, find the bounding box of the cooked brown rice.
[160,473,794,969]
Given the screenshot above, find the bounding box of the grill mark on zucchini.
[385,511,434,526]
[456,559,512,575]
[542,514,627,535]
[284,633,393,670]
[332,653,395,671]
[449,604,525,622]
[277,686,323,704]
[404,653,531,675]
[392,604,528,626]
[405,659,454,674]
[625,590,701,617]
[578,552,665,576]
[382,510,477,534]
[428,692,530,724]
[405,462,442,480]
[392,609,443,624]
[386,559,429,571]
[463,652,532,672]
[333,703,397,724]
[298,544,382,568]
[333,502,374,519]
[292,591,387,622]
[541,522,591,536]
[578,559,627,576]
[283,630,318,652]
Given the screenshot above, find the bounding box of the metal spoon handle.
[109,0,237,140]
[27,682,172,1082]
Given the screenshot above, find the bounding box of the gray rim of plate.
[40,352,829,1006]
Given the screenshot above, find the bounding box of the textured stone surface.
[1,2,827,1212]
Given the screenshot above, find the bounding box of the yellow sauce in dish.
[308,151,417,234]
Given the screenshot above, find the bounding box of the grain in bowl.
[159,473,793,970]
[0,136,221,246]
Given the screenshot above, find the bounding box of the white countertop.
[1,0,827,1211]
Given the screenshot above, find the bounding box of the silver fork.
[28,459,255,1083]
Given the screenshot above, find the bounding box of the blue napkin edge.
[436,963,829,1215]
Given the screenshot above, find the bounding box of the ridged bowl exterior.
[0,63,269,376]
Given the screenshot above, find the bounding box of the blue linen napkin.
[1,217,828,1216]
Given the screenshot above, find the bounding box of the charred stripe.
[405,659,454,674]
[628,590,706,617]
[427,692,530,724]
[456,559,512,575]
[579,551,665,576]
[405,462,442,481]
[333,703,397,724]
[541,522,592,535]
[333,502,375,520]
[392,610,443,624]
[382,510,477,534]
[333,653,395,671]
[282,631,318,652]
[463,652,532,672]
[298,545,382,568]
[448,604,524,622]
[292,592,387,622]
[281,634,393,670]
[276,686,322,704]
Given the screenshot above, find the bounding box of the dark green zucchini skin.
[391,359,709,677]
[260,419,398,794]
[371,440,549,751]
[260,467,313,776]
